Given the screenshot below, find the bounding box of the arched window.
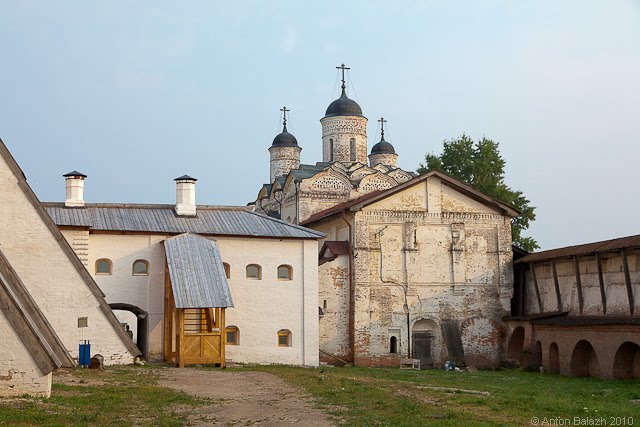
[350,138,356,161]
[223,263,231,279]
[278,329,292,347]
[246,264,262,280]
[329,138,334,161]
[390,336,398,354]
[95,258,112,275]
[226,326,239,345]
[132,259,149,276]
[277,265,293,280]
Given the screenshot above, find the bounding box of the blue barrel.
[79,341,91,367]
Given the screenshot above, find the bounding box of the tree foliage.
[417,134,539,252]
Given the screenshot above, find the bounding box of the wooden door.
[412,332,433,368]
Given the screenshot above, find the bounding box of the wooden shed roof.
[0,248,74,374]
[164,233,234,309]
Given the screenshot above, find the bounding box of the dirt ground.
[159,368,335,426]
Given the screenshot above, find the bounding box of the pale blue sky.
[1,1,639,250]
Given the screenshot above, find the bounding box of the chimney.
[63,171,87,207]
[174,175,197,216]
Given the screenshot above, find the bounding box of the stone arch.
[529,341,543,371]
[412,319,439,368]
[571,340,599,377]
[612,342,640,379]
[357,172,398,193]
[308,170,352,192]
[109,303,148,359]
[507,326,525,360]
[549,342,560,374]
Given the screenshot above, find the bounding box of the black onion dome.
[325,89,363,117]
[370,136,396,155]
[271,125,299,147]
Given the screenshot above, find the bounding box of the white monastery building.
[254,65,519,368]
[44,173,323,366]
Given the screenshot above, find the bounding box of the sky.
[1,1,639,250]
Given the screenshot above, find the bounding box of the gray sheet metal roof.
[164,234,234,309]
[44,203,324,239]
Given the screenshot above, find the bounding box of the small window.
[329,138,334,161]
[350,138,356,161]
[226,326,239,345]
[95,258,112,275]
[223,263,231,279]
[246,264,262,280]
[390,336,398,354]
[277,265,292,280]
[278,329,291,347]
[132,259,149,276]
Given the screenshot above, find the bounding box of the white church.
[254,65,518,369]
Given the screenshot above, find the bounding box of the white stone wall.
[308,177,514,368]
[0,309,52,397]
[269,146,301,182]
[217,237,319,366]
[368,153,398,168]
[321,116,368,163]
[0,155,136,365]
[61,231,320,367]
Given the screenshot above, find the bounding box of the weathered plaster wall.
[523,252,640,316]
[368,153,398,168]
[321,116,368,163]
[310,179,514,368]
[0,156,135,365]
[61,231,320,367]
[269,146,301,182]
[0,309,52,397]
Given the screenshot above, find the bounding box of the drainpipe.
[342,210,355,364]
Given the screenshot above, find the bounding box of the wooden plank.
[220,308,226,368]
[595,253,607,314]
[0,283,57,374]
[550,260,562,311]
[573,257,584,314]
[163,266,171,361]
[621,250,634,315]
[178,309,185,368]
[529,263,543,313]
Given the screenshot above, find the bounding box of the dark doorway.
[613,342,640,379]
[412,332,433,368]
[571,340,598,377]
[549,342,560,374]
[109,303,149,360]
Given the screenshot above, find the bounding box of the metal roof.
[516,234,640,264]
[164,234,234,309]
[44,203,324,239]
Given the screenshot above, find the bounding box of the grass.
[0,365,201,427]
[0,364,638,426]
[244,365,640,426]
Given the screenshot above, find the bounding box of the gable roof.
[515,233,640,264]
[0,248,74,374]
[164,234,234,309]
[301,170,520,225]
[0,138,140,357]
[319,241,351,265]
[44,203,324,240]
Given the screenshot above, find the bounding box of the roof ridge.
[245,210,325,237]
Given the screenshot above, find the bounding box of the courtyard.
[0,365,637,426]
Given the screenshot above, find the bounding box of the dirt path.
[159,368,335,426]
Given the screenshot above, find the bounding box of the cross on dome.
[280,106,290,126]
[336,63,350,92]
[378,117,387,139]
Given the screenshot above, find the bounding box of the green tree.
[417,134,539,252]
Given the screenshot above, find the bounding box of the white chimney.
[174,175,197,216]
[63,171,87,207]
